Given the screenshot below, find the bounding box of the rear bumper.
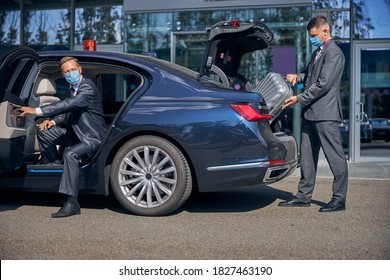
[207,158,298,183]
[264,160,298,183]
[202,157,298,192]
[264,132,298,183]
[202,132,298,191]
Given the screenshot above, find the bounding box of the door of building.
[351,40,390,162]
[171,31,209,72]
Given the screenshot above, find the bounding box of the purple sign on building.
[273,47,296,78]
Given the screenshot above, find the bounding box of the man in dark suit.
[279,16,348,212]
[21,57,107,218]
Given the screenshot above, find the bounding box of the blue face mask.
[64,70,80,85]
[310,36,323,47]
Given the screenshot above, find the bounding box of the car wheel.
[110,135,192,216]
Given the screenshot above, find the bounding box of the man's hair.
[60,56,79,67]
[307,16,330,31]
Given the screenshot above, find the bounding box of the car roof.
[38,50,199,78]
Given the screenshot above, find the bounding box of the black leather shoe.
[319,198,345,212]
[278,196,310,207]
[51,201,81,218]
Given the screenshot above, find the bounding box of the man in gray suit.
[21,57,107,218]
[279,16,348,212]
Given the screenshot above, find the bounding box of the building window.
[75,5,123,45]
[314,0,390,39]
[353,0,390,39]
[24,6,70,47]
[125,6,311,77]
[125,12,172,60]
[0,0,21,46]
[0,0,124,53]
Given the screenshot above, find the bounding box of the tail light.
[269,159,286,165]
[231,104,272,121]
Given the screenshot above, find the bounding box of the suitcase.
[253,72,293,122]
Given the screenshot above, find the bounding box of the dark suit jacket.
[40,77,107,157]
[296,40,345,121]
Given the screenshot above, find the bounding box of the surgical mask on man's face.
[64,70,80,85]
[310,36,323,47]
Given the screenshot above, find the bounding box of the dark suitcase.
[253,72,293,122]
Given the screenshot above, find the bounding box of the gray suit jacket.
[296,40,345,121]
[40,77,107,157]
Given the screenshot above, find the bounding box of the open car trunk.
[199,20,292,124]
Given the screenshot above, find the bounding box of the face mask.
[310,36,323,47]
[64,70,80,85]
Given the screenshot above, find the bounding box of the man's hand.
[282,96,298,110]
[285,74,298,86]
[20,107,37,116]
[39,120,54,131]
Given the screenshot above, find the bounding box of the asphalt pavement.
[0,159,389,260]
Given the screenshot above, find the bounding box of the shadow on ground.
[0,184,328,215]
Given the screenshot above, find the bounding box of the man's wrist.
[35,107,43,116]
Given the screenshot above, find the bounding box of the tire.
[110,135,192,216]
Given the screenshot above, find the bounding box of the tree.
[56,9,70,45]
[76,6,122,44]
[0,11,20,44]
[313,0,375,39]
[34,10,49,45]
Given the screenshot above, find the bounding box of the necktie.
[314,47,322,62]
[71,87,76,96]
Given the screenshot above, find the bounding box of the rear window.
[142,56,229,89]
[142,56,199,78]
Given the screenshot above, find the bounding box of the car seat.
[35,78,60,106]
[23,78,61,162]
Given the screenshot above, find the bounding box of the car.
[360,112,373,143]
[339,113,373,147]
[0,20,298,216]
[371,118,390,142]
[339,120,349,147]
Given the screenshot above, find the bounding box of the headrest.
[36,78,56,95]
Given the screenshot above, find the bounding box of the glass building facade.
[1,0,389,161]
[0,0,123,52]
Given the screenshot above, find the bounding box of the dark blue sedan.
[0,22,298,216]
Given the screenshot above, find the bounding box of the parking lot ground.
[1,164,389,260]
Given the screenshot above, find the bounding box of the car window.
[142,56,198,78]
[98,72,142,123]
[4,58,38,105]
[372,119,389,126]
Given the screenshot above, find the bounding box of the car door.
[0,47,40,172]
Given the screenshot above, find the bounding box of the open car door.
[0,47,40,172]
